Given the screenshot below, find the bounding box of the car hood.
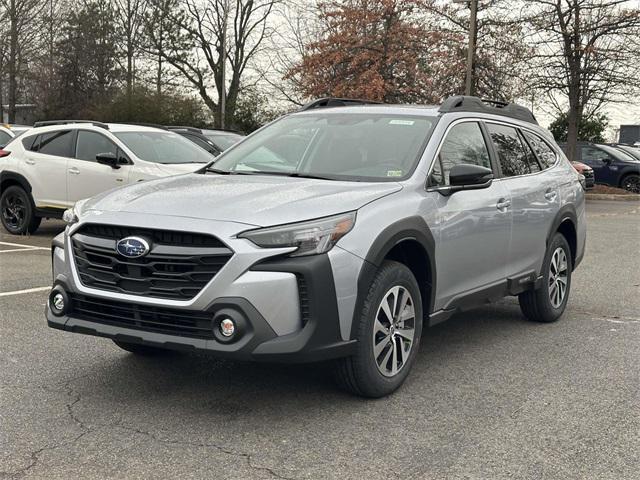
[81,173,403,226]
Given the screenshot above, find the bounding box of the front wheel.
[335,261,423,398]
[519,233,572,323]
[0,185,41,234]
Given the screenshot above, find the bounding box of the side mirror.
[96,152,119,169]
[437,164,493,196]
[602,156,613,164]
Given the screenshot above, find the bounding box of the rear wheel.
[112,339,172,356]
[0,185,41,234]
[519,232,572,323]
[620,174,640,193]
[335,261,423,398]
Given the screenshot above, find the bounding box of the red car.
[571,161,595,189]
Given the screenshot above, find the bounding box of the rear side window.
[487,123,537,177]
[36,130,74,157]
[523,131,557,169]
[22,135,39,151]
[0,130,11,146]
[430,122,492,186]
[76,131,118,161]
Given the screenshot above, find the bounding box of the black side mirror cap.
[96,152,120,169]
[437,164,494,196]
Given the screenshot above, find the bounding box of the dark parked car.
[609,144,640,162]
[559,142,640,193]
[168,126,244,156]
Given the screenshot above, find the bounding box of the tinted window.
[429,122,491,186]
[518,131,541,172]
[114,131,214,164]
[580,145,611,163]
[523,131,557,169]
[36,130,74,157]
[487,123,531,177]
[205,133,243,150]
[22,135,38,151]
[76,131,117,161]
[0,130,12,146]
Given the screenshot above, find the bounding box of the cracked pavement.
[1,201,639,479]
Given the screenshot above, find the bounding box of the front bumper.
[47,216,359,362]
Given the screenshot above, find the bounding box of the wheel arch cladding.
[548,205,577,269]
[351,216,436,340]
[0,171,32,194]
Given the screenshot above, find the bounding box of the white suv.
[0,121,215,234]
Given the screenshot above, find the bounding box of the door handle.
[544,190,557,201]
[68,167,80,175]
[496,198,511,210]
[25,159,35,165]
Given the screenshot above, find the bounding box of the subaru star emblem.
[116,236,150,258]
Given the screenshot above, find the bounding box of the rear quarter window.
[522,131,558,169]
[22,135,39,151]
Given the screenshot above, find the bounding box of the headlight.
[62,205,80,225]
[238,212,356,257]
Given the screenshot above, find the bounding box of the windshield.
[205,132,243,150]
[598,144,638,162]
[211,113,437,181]
[614,145,640,161]
[115,131,214,164]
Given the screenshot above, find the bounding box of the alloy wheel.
[548,247,568,309]
[622,176,640,194]
[372,286,416,377]
[1,194,26,230]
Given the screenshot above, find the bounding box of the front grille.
[69,294,215,339]
[71,225,233,300]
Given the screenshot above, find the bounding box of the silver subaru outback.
[47,96,586,397]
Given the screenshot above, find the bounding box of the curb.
[585,193,640,201]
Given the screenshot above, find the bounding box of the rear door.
[67,130,132,202]
[486,123,560,279]
[428,121,512,306]
[22,130,74,209]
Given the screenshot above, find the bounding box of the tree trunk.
[8,0,17,123]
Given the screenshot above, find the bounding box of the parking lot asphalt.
[1,200,638,480]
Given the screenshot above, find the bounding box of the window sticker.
[389,119,415,126]
[386,170,403,177]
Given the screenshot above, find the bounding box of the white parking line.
[0,286,51,297]
[0,241,50,251]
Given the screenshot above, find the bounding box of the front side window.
[36,130,74,157]
[205,133,243,150]
[523,131,557,169]
[114,131,214,164]
[429,122,491,186]
[580,145,611,163]
[211,113,438,181]
[487,123,533,177]
[76,131,118,162]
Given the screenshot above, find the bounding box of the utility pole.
[455,0,478,96]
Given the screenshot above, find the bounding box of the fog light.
[219,318,235,337]
[52,293,65,311]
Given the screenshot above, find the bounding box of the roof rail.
[167,125,203,134]
[33,120,110,130]
[299,97,382,111]
[439,96,538,125]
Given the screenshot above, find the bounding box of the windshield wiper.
[205,166,232,174]
[229,170,336,180]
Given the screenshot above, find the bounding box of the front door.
[67,130,131,202]
[427,121,512,309]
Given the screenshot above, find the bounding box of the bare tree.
[524,0,640,161]
[146,0,278,127]
[0,0,45,122]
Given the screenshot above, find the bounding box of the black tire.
[0,185,41,234]
[112,339,172,356]
[519,233,572,323]
[620,173,640,194]
[335,260,423,398]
